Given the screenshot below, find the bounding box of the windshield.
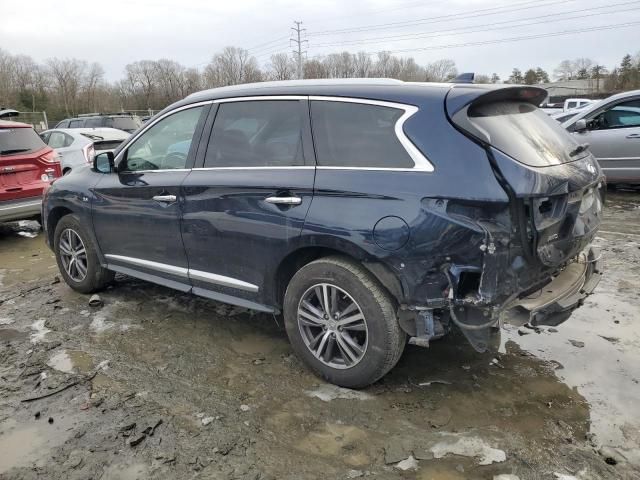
[0,127,47,156]
[106,117,141,131]
[467,101,586,167]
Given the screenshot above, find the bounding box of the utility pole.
[290,21,307,80]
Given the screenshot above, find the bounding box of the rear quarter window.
[0,128,47,156]
[465,101,583,167]
[310,101,414,168]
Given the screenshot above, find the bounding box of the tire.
[53,214,114,293]
[283,256,406,388]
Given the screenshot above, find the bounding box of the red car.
[0,119,62,223]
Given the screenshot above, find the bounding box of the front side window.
[588,99,640,130]
[123,106,204,171]
[310,101,414,168]
[205,100,304,168]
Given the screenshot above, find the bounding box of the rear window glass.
[0,128,46,156]
[107,117,141,131]
[84,117,104,127]
[467,101,584,167]
[311,101,413,168]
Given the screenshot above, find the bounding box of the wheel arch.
[47,205,75,247]
[274,242,406,310]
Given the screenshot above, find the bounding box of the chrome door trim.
[189,269,259,292]
[104,254,259,292]
[264,196,302,205]
[105,254,188,277]
[309,95,434,172]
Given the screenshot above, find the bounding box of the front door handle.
[626,133,640,139]
[264,195,302,205]
[152,194,177,203]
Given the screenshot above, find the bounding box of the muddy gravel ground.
[1,190,639,480]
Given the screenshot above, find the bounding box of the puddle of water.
[47,350,94,374]
[0,416,75,474]
[296,423,369,460]
[0,328,27,342]
[229,332,278,356]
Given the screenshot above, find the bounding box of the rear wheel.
[53,214,114,293]
[284,256,405,388]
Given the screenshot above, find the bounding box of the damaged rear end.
[412,85,604,351]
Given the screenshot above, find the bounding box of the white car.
[40,128,129,174]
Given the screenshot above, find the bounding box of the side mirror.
[93,151,115,173]
[574,119,588,132]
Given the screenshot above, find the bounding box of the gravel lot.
[1,189,639,480]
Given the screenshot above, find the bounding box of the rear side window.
[0,128,47,156]
[69,119,84,128]
[47,131,73,148]
[84,117,104,128]
[205,100,304,168]
[56,120,69,128]
[107,117,141,131]
[466,101,583,167]
[310,101,413,168]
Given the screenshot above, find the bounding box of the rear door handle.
[264,195,302,205]
[626,133,640,139]
[152,194,177,203]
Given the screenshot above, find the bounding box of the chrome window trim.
[309,95,434,172]
[115,95,433,173]
[104,254,259,292]
[213,95,307,103]
[192,166,314,171]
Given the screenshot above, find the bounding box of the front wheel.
[53,214,114,293]
[283,256,406,388]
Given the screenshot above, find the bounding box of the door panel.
[181,98,315,307]
[91,104,209,286]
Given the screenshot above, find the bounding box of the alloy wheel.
[59,228,88,282]
[297,283,368,369]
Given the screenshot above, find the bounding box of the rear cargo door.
[447,87,604,267]
[0,127,54,201]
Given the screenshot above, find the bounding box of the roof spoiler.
[449,73,475,84]
[445,85,548,117]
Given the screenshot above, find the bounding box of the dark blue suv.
[43,79,604,387]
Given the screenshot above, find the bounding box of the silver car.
[40,128,129,174]
[562,90,640,185]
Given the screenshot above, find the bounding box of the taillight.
[82,143,95,163]
[39,150,59,163]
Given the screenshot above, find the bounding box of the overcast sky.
[2,0,639,81]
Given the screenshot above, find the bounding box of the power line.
[309,1,640,49]
[380,20,640,55]
[290,21,308,80]
[307,0,575,36]
[247,36,290,53]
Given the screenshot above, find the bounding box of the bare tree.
[554,59,576,81]
[267,53,296,81]
[353,52,372,78]
[47,58,88,116]
[424,59,457,82]
[204,46,261,87]
[303,58,329,79]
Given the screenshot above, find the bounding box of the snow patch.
[30,319,51,343]
[431,435,506,465]
[305,384,373,402]
[395,455,418,471]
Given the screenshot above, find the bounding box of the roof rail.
[77,112,101,117]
